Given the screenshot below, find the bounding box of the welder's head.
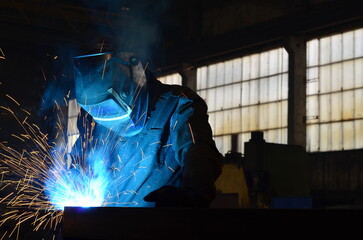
[74,49,148,137]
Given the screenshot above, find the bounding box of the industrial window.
[306,28,363,152]
[158,73,182,85]
[197,48,289,154]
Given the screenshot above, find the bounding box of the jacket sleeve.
[169,89,224,206]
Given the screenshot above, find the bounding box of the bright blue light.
[45,149,110,210]
[74,52,112,59]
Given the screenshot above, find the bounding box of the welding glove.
[144,186,192,207]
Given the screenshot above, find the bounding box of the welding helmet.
[74,51,148,137]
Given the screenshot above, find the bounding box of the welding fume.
[70,41,223,207]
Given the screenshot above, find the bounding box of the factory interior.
[1,0,363,239]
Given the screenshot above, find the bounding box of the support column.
[285,36,307,148]
[178,63,197,91]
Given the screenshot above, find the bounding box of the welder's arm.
[145,96,223,207]
[177,97,224,207]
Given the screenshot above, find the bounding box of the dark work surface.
[63,207,363,239]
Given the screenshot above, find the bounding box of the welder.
[73,44,223,207]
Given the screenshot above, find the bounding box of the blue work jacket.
[85,78,223,207]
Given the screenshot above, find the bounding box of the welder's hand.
[144,186,189,207]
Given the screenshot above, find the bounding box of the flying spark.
[0,48,5,60]
[0,97,117,238]
[188,123,196,144]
